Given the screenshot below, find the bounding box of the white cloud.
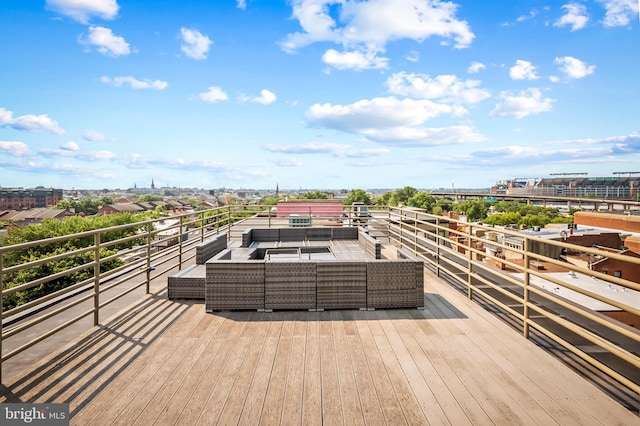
[91,150,117,160]
[250,89,277,105]
[597,0,639,27]
[304,96,480,146]
[468,61,486,74]
[307,97,465,134]
[275,157,303,167]
[46,0,119,24]
[322,49,389,71]
[198,86,229,103]
[80,26,130,56]
[386,72,490,104]
[439,132,640,167]
[554,3,589,31]
[406,50,420,62]
[264,142,389,158]
[501,8,539,26]
[237,0,247,10]
[100,76,168,90]
[39,146,117,161]
[509,60,540,80]
[517,9,539,22]
[0,141,30,156]
[281,0,474,69]
[0,107,65,135]
[60,141,80,151]
[363,125,486,146]
[491,88,555,119]
[82,130,107,141]
[554,56,596,79]
[180,28,212,60]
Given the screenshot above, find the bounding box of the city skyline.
[1,0,639,190]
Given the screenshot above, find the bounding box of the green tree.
[137,194,164,202]
[1,213,151,310]
[483,211,522,226]
[299,191,329,199]
[343,189,372,205]
[260,197,279,206]
[407,192,436,211]
[392,186,418,206]
[453,200,488,221]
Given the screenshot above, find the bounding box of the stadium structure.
[492,172,640,200]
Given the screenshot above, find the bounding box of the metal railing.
[1,204,639,402]
[384,206,640,397]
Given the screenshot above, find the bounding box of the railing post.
[414,210,418,253]
[399,210,404,248]
[146,222,152,294]
[467,224,473,300]
[178,216,184,271]
[523,237,531,339]
[227,206,232,242]
[435,216,441,277]
[201,211,206,242]
[94,232,101,326]
[268,205,272,228]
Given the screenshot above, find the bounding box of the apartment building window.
[614,271,622,278]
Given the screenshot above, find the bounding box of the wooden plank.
[69,300,196,425]
[11,297,183,405]
[414,305,541,425]
[331,311,367,426]
[385,309,474,425]
[216,315,271,425]
[144,312,226,424]
[148,313,237,424]
[173,315,250,425]
[406,309,494,426]
[237,316,283,425]
[376,310,451,425]
[259,312,294,425]
[279,311,307,425]
[319,313,343,426]
[355,311,408,425]
[301,314,322,426]
[195,313,259,423]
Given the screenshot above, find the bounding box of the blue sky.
[0,0,638,191]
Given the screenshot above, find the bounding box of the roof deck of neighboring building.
[1,219,638,424]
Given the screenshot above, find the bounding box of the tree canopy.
[343,189,372,205]
[1,212,156,310]
[298,191,329,200]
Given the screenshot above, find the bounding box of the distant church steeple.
[151,179,155,189]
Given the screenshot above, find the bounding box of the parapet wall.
[574,211,640,233]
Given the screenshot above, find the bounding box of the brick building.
[0,188,63,210]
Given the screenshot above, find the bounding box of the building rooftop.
[513,271,640,312]
[1,217,638,423]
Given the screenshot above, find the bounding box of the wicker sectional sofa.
[167,233,228,300]
[204,227,424,312]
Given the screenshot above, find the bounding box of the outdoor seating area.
[167,233,228,299]
[169,227,424,312]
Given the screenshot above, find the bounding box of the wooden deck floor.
[1,273,637,425]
